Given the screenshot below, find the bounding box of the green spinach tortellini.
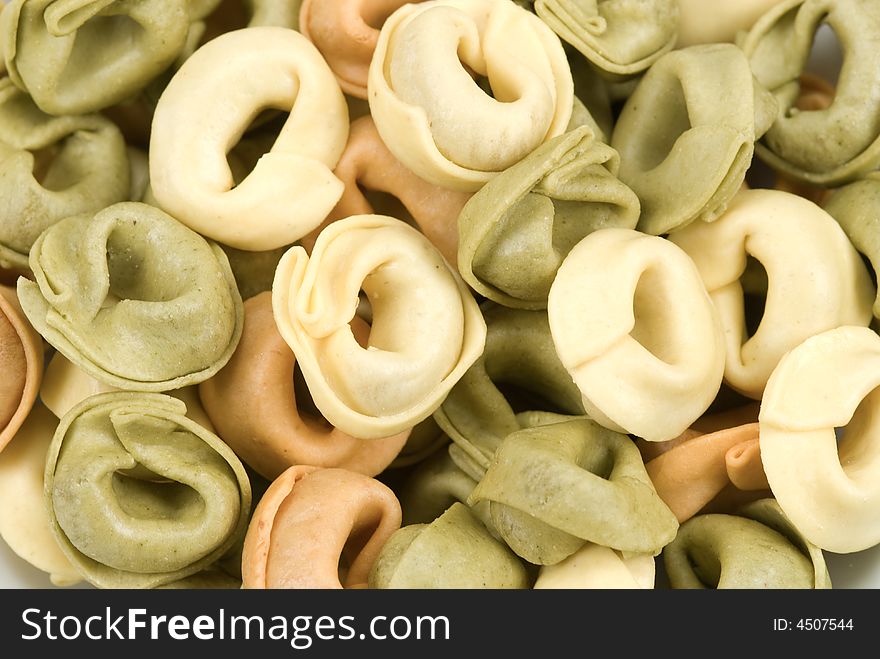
[0,0,193,115]
[611,44,777,235]
[822,173,880,321]
[0,79,129,270]
[434,303,585,468]
[533,0,679,79]
[663,499,831,589]
[17,201,243,391]
[740,0,880,186]
[45,392,252,589]
[458,126,640,309]
[369,503,531,589]
[469,417,679,565]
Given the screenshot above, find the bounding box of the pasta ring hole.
[835,385,880,481]
[104,225,180,304]
[359,188,415,229]
[460,60,497,101]
[741,255,768,342]
[30,142,64,190]
[783,25,841,119]
[226,108,288,187]
[685,543,722,589]
[66,15,145,74]
[629,266,682,365]
[293,361,334,432]
[633,76,690,172]
[111,470,204,521]
[806,24,843,87]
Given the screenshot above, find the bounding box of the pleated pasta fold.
[45,392,251,588]
[272,214,486,439]
[368,0,573,191]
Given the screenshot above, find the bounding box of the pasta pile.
[0,0,876,590]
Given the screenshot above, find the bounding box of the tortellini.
[469,417,679,565]
[457,126,640,309]
[0,79,129,270]
[548,228,725,442]
[304,115,471,266]
[369,503,530,589]
[16,201,244,392]
[643,421,768,523]
[741,0,880,186]
[45,392,251,588]
[241,465,401,589]
[272,214,486,439]
[199,292,410,480]
[0,0,191,115]
[669,188,874,399]
[611,44,777,235]
[299,0,412,98]
[760,326,880,554]
[0,285,43,453]
[368,0,573,191]
[663,499,830,589]
[533,0,679,79]
[149,27,349,251]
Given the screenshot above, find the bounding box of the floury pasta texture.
[547,229,725,442]
[16,202,244,391]
[367,0,574,191]
[149,27,350,251]
[669,189,874,399]
[1,0,880,592]
[272,214,486,439]
[45,392,251,588]
[0,79,129,270]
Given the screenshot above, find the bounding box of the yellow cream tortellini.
[45,392,252,588]
[0,403,81,587]
[468,417,679,565]
[611,43,777,235]
[367,0,573,192]
[547,228,725,442]
[0,79,129,271]
[0,0,191,115]
[533,0,679,79]
[272,214,486,440]
[669,189,874,399]
[741,0,880,186]
[759,326,880,554]
[457,126,640,310]
[534,543,655,589]
[149,26,349,251]
[663,499,830,589]
[17,201,244,392]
